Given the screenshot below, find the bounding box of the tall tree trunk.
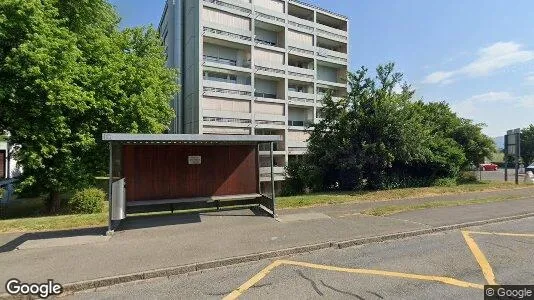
[50,191,61,213]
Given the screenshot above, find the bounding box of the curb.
[335,212,534,248]
[2,212,534,297]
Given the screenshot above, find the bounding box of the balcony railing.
[259,143,285,152]
[254,38,277,47]
[287,16,315,33]
[203,87,252,97]
[203,0,252,14]
[288,45,315,56]
[287,65,314,80]
[316,23,348,40]
[254,92,277,99]
[288,90,315,103]
[203,116,251,124]
[288,120,312,127]
[203,55,236,66]
[317,28,347,41]
[255,120,285,126]
[203,55,251,68]
[255,64,285,75]
[255,7,286,24]
[260,167,286,174]
[203,26,252,42]
[203,80,253,97]
[316,47,348,63]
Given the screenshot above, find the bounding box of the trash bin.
[111,178,126,220]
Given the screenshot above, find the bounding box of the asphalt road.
[66,216,534,299]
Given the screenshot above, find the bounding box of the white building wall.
[160,0,349,180]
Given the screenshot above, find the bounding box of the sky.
[108,0,534,137]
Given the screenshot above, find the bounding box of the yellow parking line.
[223,260,283,300]
[466,231,534,238]
[224,259,483,299]
[462,231,496,285]
[279,260,483,289]
[226,228,534,299]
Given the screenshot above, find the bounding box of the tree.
[305,63,427,190]
[521,125,534,165]
[286,63,495,193]
[0,0,178,211]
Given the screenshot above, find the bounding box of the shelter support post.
[270,141,276,217]
[107,142,113,235]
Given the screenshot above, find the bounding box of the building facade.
[159,0,349,185]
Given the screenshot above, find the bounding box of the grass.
[0,212,108,233]
[0,181,532,233]
[361,195,526,216]
[277,181,532,209]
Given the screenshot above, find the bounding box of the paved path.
[66,217,534,299]
[0,187,533,294]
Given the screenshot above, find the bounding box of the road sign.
[504,128,521,184]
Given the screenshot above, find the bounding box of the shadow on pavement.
[0,227,106,253]
[119,206,270,231]
[0,206,272,252]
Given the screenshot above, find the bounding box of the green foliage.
[521,125,534,165]
[67,188,105,214]
[288,63,495,193]
[282,159,320,196]
[456,171,479,185]
[0,0,178,211]
[432,178,457,187]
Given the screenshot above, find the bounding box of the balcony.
[287,140,308,148]
[203,116,251,128]
[317,79,346,88]
[287,15,314,34]
[288,90,315,105]
[254,64,285,78]
[202,0,252,16]
[288,43,315,58]
[316,47,348,64]
[254,6,286,26]
[287,65,314,81]
[203,55,251,72]
[203,80,253,100]
[260,166,285,175]
[316,23,348,42]
[203,25,252,45]
[259,142,285,152]
[255,120,286,129]
[203,109,252,121]
[255,113,285,123]
[254,92,285,104]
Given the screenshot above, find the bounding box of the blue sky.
[108,0,534,137]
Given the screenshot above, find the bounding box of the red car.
[480,163,498,171]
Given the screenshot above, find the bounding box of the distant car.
[480,163,499,171]
[526,163,534,173]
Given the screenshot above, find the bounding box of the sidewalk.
[0,187,533,292]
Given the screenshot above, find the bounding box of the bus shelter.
[102,133,282,233]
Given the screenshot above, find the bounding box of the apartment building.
[159,0,349,187]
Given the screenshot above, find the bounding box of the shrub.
[0,188,4,199]
[457,171,479,184]
[432,177,457,187]
[68,188,106,214]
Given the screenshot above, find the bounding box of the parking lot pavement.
[66,216,534,299]
[479,168,524,182]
